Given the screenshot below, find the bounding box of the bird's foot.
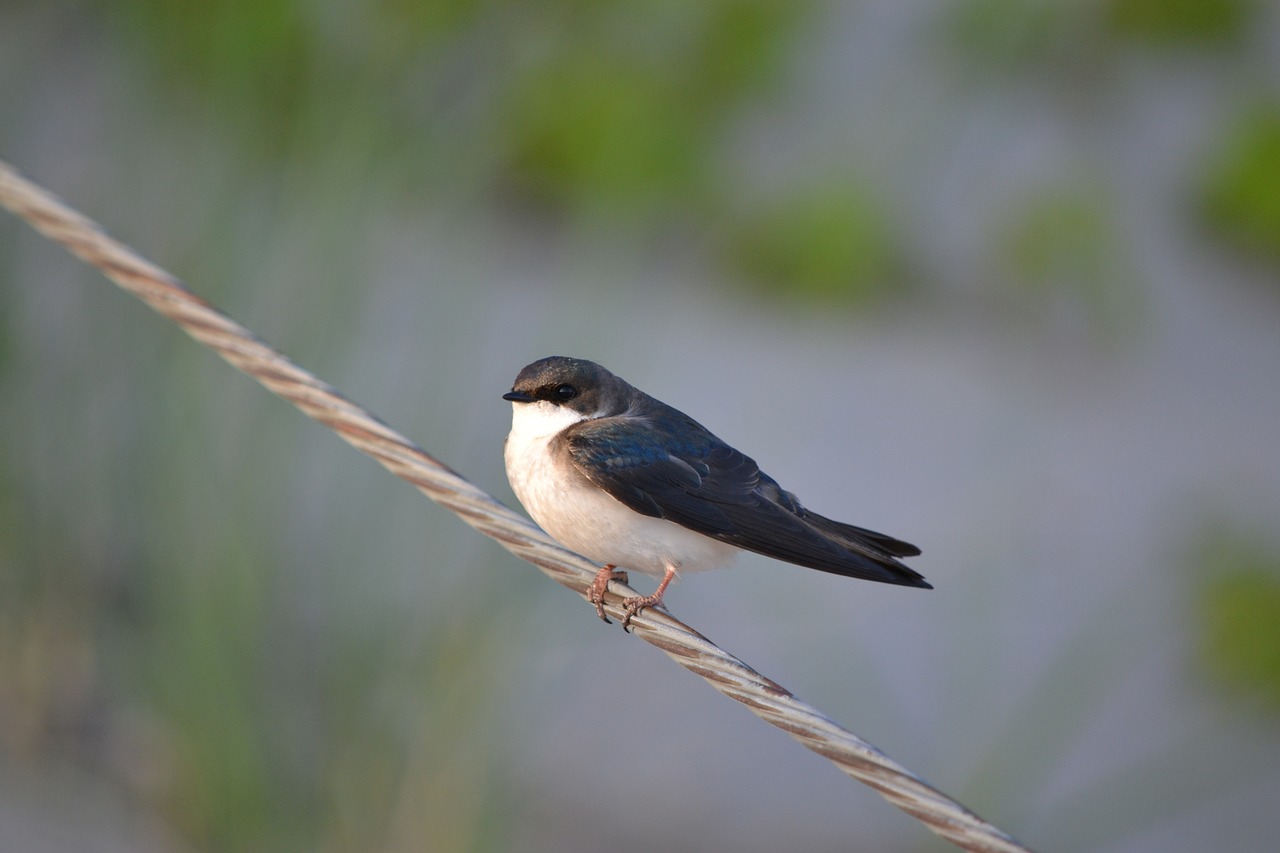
[620,589,666,632]
[620,566,677,632]
[589,565,629,624]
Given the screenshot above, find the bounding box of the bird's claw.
[588,565,629,624]
[620,594,661,632]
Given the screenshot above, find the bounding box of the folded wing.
[562,414,930,588]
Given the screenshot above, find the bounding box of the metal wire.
[0,159,1032,852]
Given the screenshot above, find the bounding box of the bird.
[502,356,930,629]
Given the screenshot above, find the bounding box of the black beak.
[502,390,534,403]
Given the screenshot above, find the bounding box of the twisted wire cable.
[0,159,1031,853]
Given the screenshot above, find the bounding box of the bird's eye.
[554,384,578,401]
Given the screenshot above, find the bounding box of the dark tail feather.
[798,511,931,588]
[802,511,922,558]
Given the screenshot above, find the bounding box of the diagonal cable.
[0,159,1032,853]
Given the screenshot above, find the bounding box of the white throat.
[507,400,589,443]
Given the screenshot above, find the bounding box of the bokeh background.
[3,1,1280,851]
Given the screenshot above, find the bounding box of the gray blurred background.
[2,1,1280,851]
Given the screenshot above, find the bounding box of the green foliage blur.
[1198,532,1280,710]
[108,0,1280,302]
[996,184,1142,335]
[1106,0,1254,45]
[499,2,802,216]
[1201,103,1280,266]
[716,183,910,305]
[115,0,807,217]
[944,0,1080,73]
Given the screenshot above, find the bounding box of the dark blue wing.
[562,412,929,588]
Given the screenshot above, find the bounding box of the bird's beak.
[503,390,535,403]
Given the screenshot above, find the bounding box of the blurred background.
[2,1,1280,850]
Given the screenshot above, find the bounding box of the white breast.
[503,401,737,578]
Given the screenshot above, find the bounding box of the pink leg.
[621,564,677,632]
[589,564,629,623]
